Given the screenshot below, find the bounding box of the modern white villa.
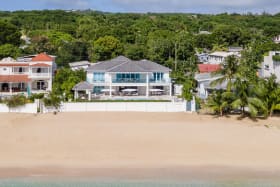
[0,53,56,97]
[73,56,172,100]
[261,51,280,82]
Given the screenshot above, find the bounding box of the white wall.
[0,67,12,75]
[262,51,280,82]
[58,102,186,113]
[0,103,38,113]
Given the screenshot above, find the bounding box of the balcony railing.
[12,72,28,75]
[30,73,51,77]
[93,80,105,83]
[149,79,170,83]
[112,79,146,83]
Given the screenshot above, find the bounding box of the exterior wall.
[104,73,111,82]
[58,102,187,113]
[262,51,280,82]
[208,55,225,64]
[0,66,14,75]
[163,73,170,83]
[87,73,94,83]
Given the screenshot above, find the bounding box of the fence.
[58,102,187,113]
[0,103,38,113]
[0,101,196,113]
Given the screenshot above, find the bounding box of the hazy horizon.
[0,0,280,14]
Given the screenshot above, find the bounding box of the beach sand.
[0,112,280,180]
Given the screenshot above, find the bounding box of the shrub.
[43,93,61,109]
[29,93,45,102]
[6,95,28,108]
[273,55,280,62]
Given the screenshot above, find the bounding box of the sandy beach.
[1,112,280,180]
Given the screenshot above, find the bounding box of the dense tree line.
[1,10,280,67]
[0,10,280,116]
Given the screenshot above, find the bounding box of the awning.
[0,75,30,83]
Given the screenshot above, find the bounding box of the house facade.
[261,51,280,82]
[0,53,56,97]
[75,56,172,100]
[273,35,280,44]
[207,51,235,64]
[69,61,91,71]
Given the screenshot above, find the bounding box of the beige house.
[0,53,56,97]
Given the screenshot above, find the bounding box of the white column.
[109,74,112,97]
[169,83,172,97]
[87,90,91,101]
[74,90,78,100]
[146,73,149,97]
[9,83,12,94]
[48,79,52,92]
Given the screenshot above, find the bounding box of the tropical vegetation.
[0,10,279,117]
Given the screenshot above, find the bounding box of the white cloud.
[40,0,90,9]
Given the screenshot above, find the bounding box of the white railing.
[30,73,51,77]
[56,102,187,113]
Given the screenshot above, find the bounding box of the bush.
[273,55,280,62]
[6,95,28,108]
[29,93,45,102]
[43,93,61,109]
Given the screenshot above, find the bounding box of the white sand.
[0,112,280,178]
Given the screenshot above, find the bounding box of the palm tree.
[258,75,280,117]
[211,55,239,92]
[207,90,235,116]
[231,78,267,118]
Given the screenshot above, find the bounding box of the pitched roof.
[87,56,171,73]
[31,53,53,62]
[72,81,93,91]
[198,64,220,73]
[0,75,30,83]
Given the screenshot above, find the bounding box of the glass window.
[93,73,105,82]
[153,72,163,81]
[93,86,104,94]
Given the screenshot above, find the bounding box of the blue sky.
[0,0,279,14]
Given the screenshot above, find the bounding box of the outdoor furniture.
[150,89,164,96]
[101,88,116,95]
[122,88,138,96]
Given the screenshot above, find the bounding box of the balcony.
[149,79,170,83]
[112,79,146,83]
[30,73,51,78]
[93,80,105,83]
